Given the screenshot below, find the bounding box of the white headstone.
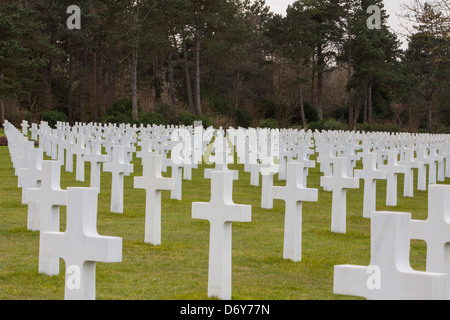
[398,147,419,197]
[27,160,67,275]
[21,148,43,229]
[334,211,447,300]
[272,162,318,262]
[260,162,277,209]
[411,184,450,298]
[18,147,43,205]
[164,155,184,201]
[21,120,29,135]
[316,143,335,182]
[103,145,133,213]
[192,170,251,300]
[354,152,387,218]
[415,146,431,191]
[71,135,89,182]
[40,187,122,300]
[84,140,108,192]
[64,132,76,172]
[320,157,359,233]
[204,133,238,181]
[134,153,174,245]
[379,149,407,206]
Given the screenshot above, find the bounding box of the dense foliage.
[0,0,449,132]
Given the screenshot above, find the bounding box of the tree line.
[0,0,449,132]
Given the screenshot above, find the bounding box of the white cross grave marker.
[260,163,277,210]
[411,184,450,298]
[84,140,108,192]
[320,157,359,233]
[20,148,43,229]
[103,145,134,213]
[415,145,431,191]
[72,135,89,182]
[164,155,184,201]
[334,211,447,300]
[192,170,251,300]
[134,153,174,245]
[354,152,387,218]
[398,147,419,198]
[21,120,29,136]
[27,160,67,275]
[64,132,76,172]
[317,143,335,181]
[272,162,318,262]
[204,133,238,181]
[18,147,43,205]
[379,149,407,206]
[40,187,122,300]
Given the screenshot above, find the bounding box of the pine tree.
[346,0,400,130]
[0,1,51,124]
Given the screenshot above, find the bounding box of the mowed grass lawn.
[0,132,446,300]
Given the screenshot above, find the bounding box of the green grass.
[0,142,447,300]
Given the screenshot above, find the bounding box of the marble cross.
[398,147,419,198]
[415,146,431,191]
[84,140,108,192]
[320,157,359,233]
[316,143,335,191]
[40,187,122,300]
[411,184,450,298]
[20,148,43,229]
[379,149,407,206]
[103,145,134,213]
[192,170,251,300]
[272,162,318,262]
[134,153,174,245]
[18,147,43,205]
[354,152,387,218]
[27,160,67,275]
[71,135,89,182]
[334,211,447,300]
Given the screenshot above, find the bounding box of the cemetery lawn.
[0,143,442,300]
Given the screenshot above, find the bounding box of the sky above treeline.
[264,0,412,48]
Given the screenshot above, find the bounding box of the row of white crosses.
[315,130,450,228]
[5,121,122,300]
[10,120,320,300]
[334,185,450,299]
[312,131,450,299]
[6,119,450,300]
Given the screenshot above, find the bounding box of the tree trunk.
[297,65,306,128]
[316,43,324,120]
[92,51,98,121]
[131,47,138,121]
[153,57,162,102]
[131,3,139,122]
[352,94,364,131]
[67,42,73,123]
[310,53,315,109]
[363,84,368,123]
[79,49,88,123]
[99,53,106,116]
[167,36,176,106]
[368,84,372,124]
[43,57,53,111]
[427,97,432,133]
[183,39,194,113]
[43,26,56,112]
[347,33,353,130]
[194,28,202,115]
[0,98,4,127]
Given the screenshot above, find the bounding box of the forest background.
[0,0,449,133]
